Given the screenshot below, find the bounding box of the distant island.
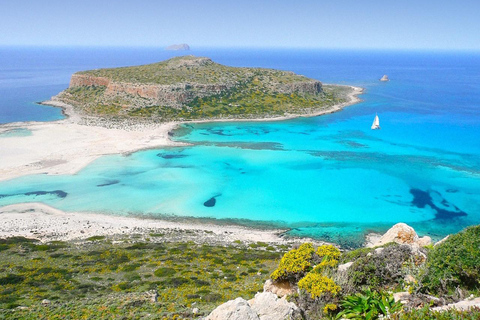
[380,74,389,81]
[51,55,359,123]
[165,43,190,51]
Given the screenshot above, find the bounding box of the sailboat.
[371,113,380,130]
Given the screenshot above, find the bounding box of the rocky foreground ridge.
[204,223,480,319]
[51,55,351,122]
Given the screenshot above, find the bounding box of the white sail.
[371,114,380,130]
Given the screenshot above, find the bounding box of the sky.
[1,0,479,51]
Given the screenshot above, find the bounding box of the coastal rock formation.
[368,223,432,248]
[205,292,299,320]
[166,43,190,51]
[380,74,389,81]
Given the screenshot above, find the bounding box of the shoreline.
[0,85,363,244]
[0,202,329,246]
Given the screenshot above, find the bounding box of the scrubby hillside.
[55,56,352,121]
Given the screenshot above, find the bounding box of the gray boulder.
[205,292,298,320]
[205,297,259,320]
[250,292,298,320]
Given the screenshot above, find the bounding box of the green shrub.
[398,306,480,319]
[154,267,176,277]
[420,225,480,294]
[348,244,412,291]
[203,293,222,302]
[163,277,190,287]
[337,289,403,319]
[0,274,25,285]
[339,247,373,264]
[121,263,142,272]
[0,236,38,244]
[86,236,106,241]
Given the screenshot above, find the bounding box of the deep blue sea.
[1,47,479,247]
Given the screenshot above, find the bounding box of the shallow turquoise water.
[0,128,32,137]
[1,49,479,247]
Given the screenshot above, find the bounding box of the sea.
[1,47,479,247]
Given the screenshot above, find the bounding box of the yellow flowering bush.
[298,273,341,299]
[271,243,314,281]
[323,303,337,314]
[316,245,340,268]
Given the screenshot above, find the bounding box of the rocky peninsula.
[52,55,357,123]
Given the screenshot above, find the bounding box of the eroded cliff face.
[68,73,322,109]
[68,74,237,108]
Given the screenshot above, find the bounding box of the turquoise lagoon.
[0,48,479,247]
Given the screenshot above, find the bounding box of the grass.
[0,236,286,319]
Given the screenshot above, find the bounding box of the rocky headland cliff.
[53,56,351,122]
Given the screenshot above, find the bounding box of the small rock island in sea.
[380,74,389,81]
[165,43,190,51]
[52,55,354,122]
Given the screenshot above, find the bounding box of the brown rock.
[263,279,295,297]
[368,223,431,248]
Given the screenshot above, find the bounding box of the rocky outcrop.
[249,292,299,320]
[432,297,480,311]
[69,74,110,87]
[367,223,432,248]
[205,297,259,320]
[263,279,295,298]
[205,292,299,320]
[337,261,354,273]
[166,43,190,51]
[275,80,322,96]
[380,75,389,81]
[68,74,234,109]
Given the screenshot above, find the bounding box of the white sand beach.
[0,202,292,244]
[0,109,183,182]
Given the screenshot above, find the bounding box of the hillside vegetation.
[1,226,479,319]
[268,225,480,319]
[0,235,285,319]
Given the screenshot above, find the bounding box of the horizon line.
[0,44,480,53]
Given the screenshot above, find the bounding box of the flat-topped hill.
[56,56,353,122]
